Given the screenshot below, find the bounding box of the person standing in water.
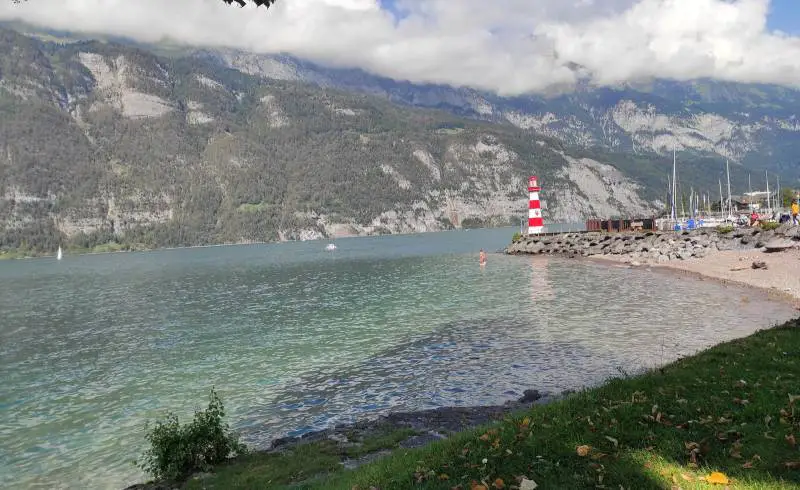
[479,249,487,266]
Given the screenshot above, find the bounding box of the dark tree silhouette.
[11,0,279,7]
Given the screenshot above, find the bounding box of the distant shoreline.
[0,225,523,262]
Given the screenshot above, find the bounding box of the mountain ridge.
[0,25,794,255]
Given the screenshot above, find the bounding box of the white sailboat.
[57,246,62,261]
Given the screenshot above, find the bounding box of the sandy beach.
[596,247,800,308]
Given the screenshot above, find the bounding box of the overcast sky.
[1,0,800,96]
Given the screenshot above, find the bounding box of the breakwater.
[505,225,798,262]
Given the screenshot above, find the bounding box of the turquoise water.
[0,227,795,489]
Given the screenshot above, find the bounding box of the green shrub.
[716,225,734,234]
[136,388,247,482]
[761,221,780,231]
[511,231,522,242]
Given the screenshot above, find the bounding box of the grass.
[182,427,417,489]
[184,320,800,489]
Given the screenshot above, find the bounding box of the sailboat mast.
[726,160,732,217]
[765,171,771,214]
[672,149,677,222]
[719,179,724,218]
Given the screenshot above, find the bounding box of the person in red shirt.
[750,210,759,227]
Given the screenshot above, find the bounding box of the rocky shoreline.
[505,224,799,262]
[123,390,553,490]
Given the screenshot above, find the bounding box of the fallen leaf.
[577,445,591,457]
[492,478,505,489]
[787,434,797,447]
[519,478,538,490]
[742,461,753,469]
[706,472,729,484]
[605,436,619,448]
[680,473,693,482]
[785,461,800,469]
[439,474,450,480]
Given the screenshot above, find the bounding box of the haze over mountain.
[3,0,800,95]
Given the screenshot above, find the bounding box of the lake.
[0,227,795,489]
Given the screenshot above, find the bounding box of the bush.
[716,225,734,234]
[137,388,247,482]
[761,221,780,231]
[512,232,522,242]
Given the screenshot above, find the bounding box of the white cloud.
[1,0,799,96]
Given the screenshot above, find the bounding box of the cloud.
[1,0,799,96]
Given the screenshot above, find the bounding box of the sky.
[1,0,800,96]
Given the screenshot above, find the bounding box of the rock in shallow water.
[519,389,542,403]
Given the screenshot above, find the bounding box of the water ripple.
[0,229,795,489]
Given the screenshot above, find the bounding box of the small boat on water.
[325,243,337,251]
[57,247,62,261]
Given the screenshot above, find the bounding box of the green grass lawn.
[169,320,800,489]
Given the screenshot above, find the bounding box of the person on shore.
[750,210,759,227]
[479,249,487,266]
[792,199,799,226]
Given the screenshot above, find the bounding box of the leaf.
[705,472,729,484]
[680,473,694,482]
[784,461,800,469]
[787,434,797,447]
[605,436,619,448]
[493,478,505,489]
[576,445,591,457]
[519,478,538,490]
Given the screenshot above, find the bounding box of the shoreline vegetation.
[126,319,800,490]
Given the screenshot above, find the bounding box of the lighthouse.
[528,176,544,235]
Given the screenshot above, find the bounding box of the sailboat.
[57,246,62,261]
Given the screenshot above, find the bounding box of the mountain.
[0,26,671,255]
[213,49,800,179]
[1,24,794,255]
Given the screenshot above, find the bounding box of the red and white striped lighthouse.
[528,176,544,235]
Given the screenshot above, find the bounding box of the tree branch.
[11,0,279,7]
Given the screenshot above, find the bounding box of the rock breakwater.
[505,224,800,263]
